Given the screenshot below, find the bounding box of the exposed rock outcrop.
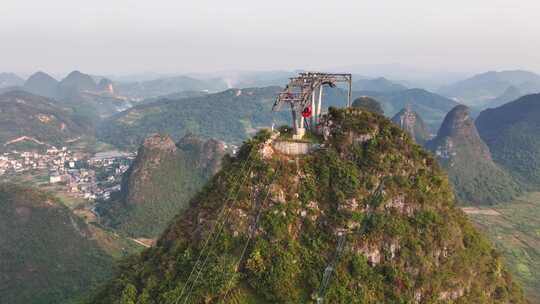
[391,106,430,145]
[99,133,226,237]
[91,108,526,304]
[97,78,115,95]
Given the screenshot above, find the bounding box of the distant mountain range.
[0,90,89,149]
[482,85,524,109]
[438,70,540,108]
[0,72,24,88]
[426,105,521,204]
[97,87,289,148]
[355,88,460,132]
[24,71,59,99]
[352,77,407,92]
[21,70,132,125]
[476,93,540,189]
[115,75,228,99]
[321,86,459,133]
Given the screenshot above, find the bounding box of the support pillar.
[347,78,352,108]
[294,115,306,140]
[317,85,323,122]
[311,90,316,129]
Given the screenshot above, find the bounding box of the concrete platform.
[272,140,317,155]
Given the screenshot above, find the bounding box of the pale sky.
[2,0,540,76]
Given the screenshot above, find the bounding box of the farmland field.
[465,192,540,302]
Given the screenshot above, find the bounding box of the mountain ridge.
[438,70,540,108]
[391,107,430,145]
[0,90,89,149]
[476,93,540,189]
[90,107,525,303]
[427,105,521,204]
[97,133,226,237]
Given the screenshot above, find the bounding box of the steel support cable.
[174,151,256,304]
[180,156,258,304]
[176,156,255,302]
[316,178,386,303]
[220,162,283,302]
[316,234,346,304]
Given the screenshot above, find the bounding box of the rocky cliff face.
[91,108,525,304]
[176,134,226,177]
[123,134,179,205]
[99,133,226,237]
[391,107,430,145]
[97,78,115,95]
[427,105,520,204]
[429,105,492,161]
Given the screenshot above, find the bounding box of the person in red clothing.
[302,106,312,118]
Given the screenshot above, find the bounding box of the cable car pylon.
[272,72,352,140]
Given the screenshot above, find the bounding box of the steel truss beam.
[273,72,352,136]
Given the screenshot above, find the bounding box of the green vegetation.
[0,90,89,149]
[476,93,540,190]
[23,71,59,99]
[98,134,225,238]
[442,150,521,205]
[97,87,290,148]
[324,87,457,132]
[391,107,430,145]
[466,192,540,302]
[428,105,521,205]
[354,88,459,132]
[89,108,525,303]
[24,70,133,125]
[351,96,384,115]
[0,183,114,304]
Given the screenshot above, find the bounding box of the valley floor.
[464,192,540,303]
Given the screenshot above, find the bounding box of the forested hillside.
[90,108,525,303]
[97,87,291,148]
[97,134,226,237]
[0,90,89,149]
[0,184,113,304]
[427,105,521,204]
[476,93,540,189]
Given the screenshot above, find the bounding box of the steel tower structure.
[273,72,352,139]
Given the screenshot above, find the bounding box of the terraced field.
[465,192,540,302]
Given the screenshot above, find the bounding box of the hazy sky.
[2,0,540,76]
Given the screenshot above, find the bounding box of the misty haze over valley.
[1,1,540,303]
